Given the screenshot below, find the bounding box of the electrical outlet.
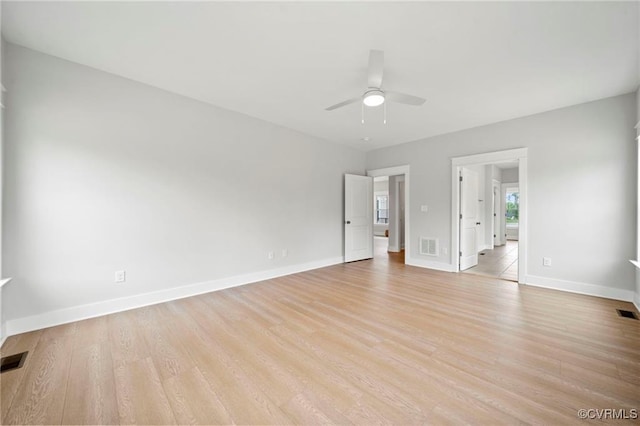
[282,249,288,257]
[268,251,274,260]
[115,270,126,283]
[543,257,552,267]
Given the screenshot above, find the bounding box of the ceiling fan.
[325,50,426,114]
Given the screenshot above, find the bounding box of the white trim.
[524,275,635,302]
[451,148,528,283]
[451,148,528,167]
[5,256,343,337]
[367,165,410,178]
[0,278,11,347]
[406,257,455,272]
[367,165,410,264]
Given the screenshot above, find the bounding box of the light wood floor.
[1,250,639,425]
[463,240,519,282]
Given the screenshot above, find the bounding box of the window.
[505,188,519,227]
[375,195,389,224]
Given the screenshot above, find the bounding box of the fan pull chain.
[384,101,387,124]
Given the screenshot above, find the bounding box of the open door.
[492,180,501,246]
[459,167,479,270]
[345,174,373,262]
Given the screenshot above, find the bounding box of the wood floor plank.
[0,330,43,421]
[113,357,176,425]
[2,324,76,425]
[162,366,233,425]
[61,317,119,425]
[1,241,639,424]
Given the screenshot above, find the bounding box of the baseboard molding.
[5,256,344,338]
[633,291,640,313]
[479,244,493,252]
[388,245,400,253]
[524,275,635,302]
[406,257,455,272]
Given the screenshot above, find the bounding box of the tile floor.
[463,240,518,282]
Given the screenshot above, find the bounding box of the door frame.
[367,165,410,264]
[451,148,527,283]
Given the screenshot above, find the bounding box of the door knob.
[476,222,481,225]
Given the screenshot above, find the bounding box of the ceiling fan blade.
[367,50,384,88]
[386,91,426,106]
[325,97,361,111]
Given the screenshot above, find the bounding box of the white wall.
[2,44,365,330]
[373,179,388,193]
[367,93,637,299]
[501,167,519,183]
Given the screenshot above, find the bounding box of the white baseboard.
[406,257,455,272]
[479,244,493,252]
[524,275,635,302]
[633,291,640,313]
[388,245,400,253]
[5,256,343,338]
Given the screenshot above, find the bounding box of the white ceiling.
[3,1,639,151]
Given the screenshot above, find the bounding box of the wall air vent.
[420,237,439,256]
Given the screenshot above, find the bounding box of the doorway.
[451,148,527,283]
[460,168,519,281]
[367,165,410,265]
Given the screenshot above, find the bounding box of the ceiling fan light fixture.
[363,89,385,107]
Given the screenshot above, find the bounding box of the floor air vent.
[616,309,639,320]
[1,351,28,373]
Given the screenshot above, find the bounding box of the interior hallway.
[463,240,518,282]
[374,236,404,265]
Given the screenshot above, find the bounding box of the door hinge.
[493,213,497,217]
[459,176,463,182]
[493,234,496,238]
[459,251,462,257]
[459,214,462,219]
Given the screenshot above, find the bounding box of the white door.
[459,167,479,270]
[399,181,405,249]
[345,174,373,262]
[492,181,500,246]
